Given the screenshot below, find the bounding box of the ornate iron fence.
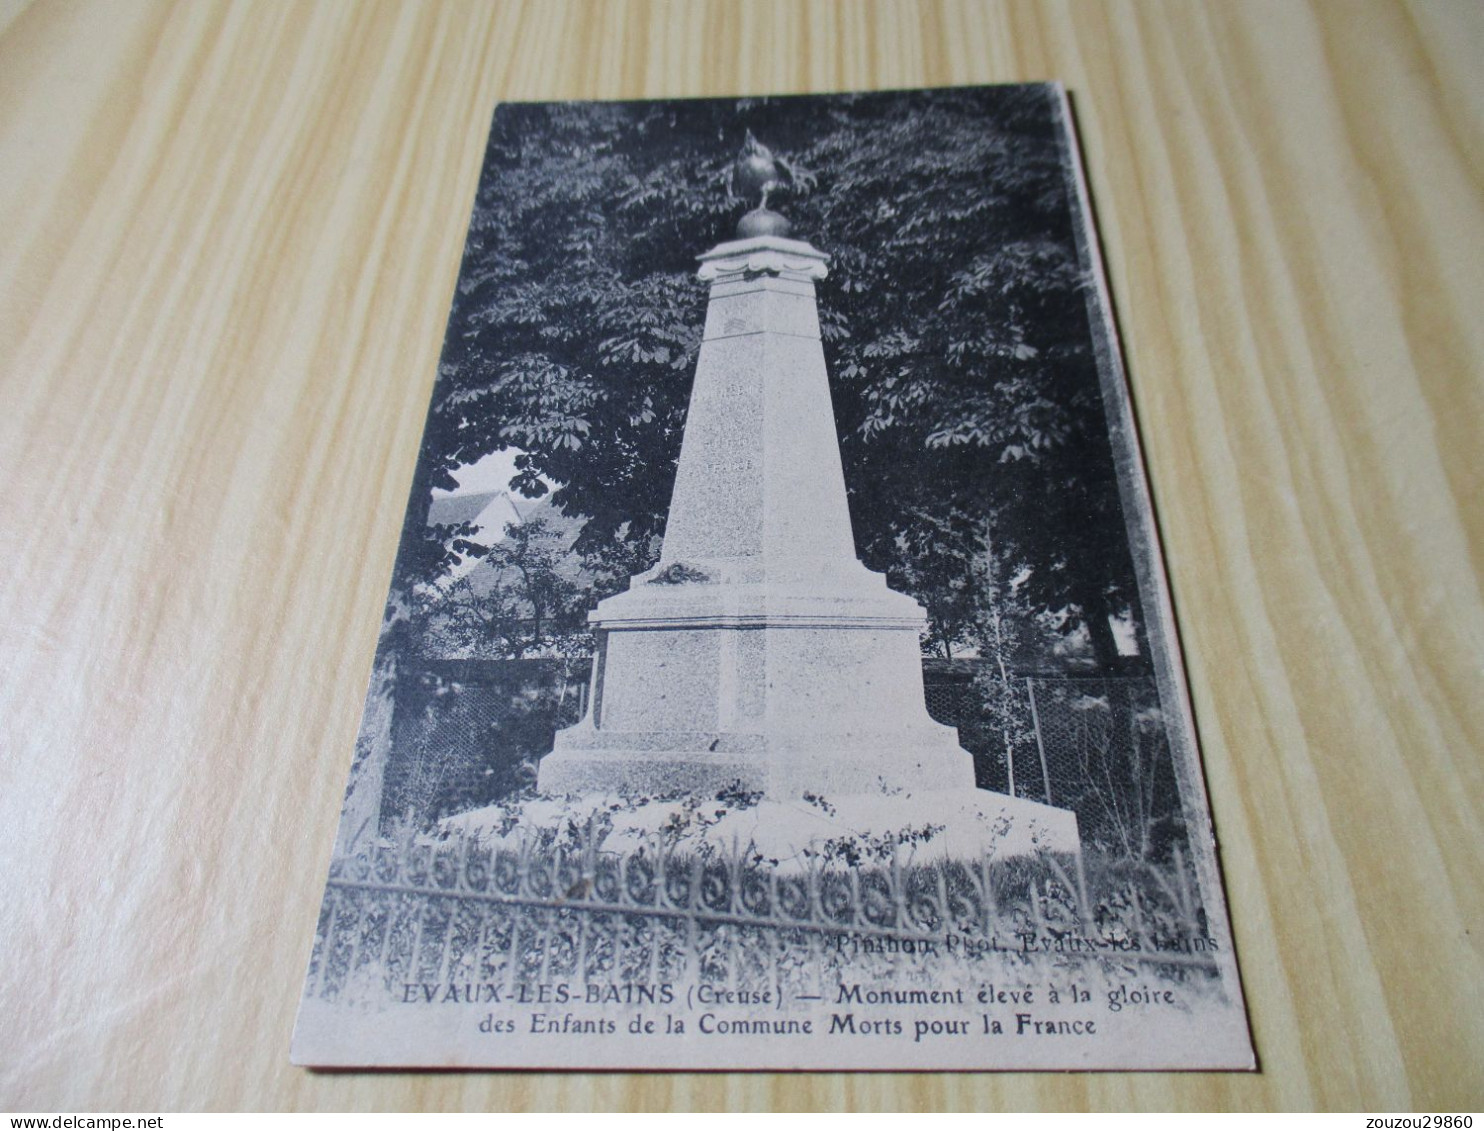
[306,826,1222,1006]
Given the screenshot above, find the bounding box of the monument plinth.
[539,233,972,798]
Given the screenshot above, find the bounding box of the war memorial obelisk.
[537,142,1079,856]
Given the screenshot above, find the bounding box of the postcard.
[291,84,1255,1071]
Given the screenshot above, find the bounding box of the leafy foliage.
[425,516,588,660]
[398,88,1147,671]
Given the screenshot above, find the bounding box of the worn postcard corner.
[292,84,1255,1073]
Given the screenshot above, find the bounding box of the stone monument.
[536,140,1079,858]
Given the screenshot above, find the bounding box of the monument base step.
[445,787,1080,866]
[536,732,977,797]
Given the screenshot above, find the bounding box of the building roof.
[427,490,502,529]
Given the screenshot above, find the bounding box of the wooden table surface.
[2,0,1481,1113]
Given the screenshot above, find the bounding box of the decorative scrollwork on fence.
[308,827,1220,1004]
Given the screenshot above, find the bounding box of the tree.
[424,515,587,660]
[396,88,1147,673]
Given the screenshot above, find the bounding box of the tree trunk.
[1081,586,1121,671]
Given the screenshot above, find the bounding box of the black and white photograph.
[291,84,1254,1071]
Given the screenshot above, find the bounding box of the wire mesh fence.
[378,660,1183,865]
[380,657,592,826]
[922,667,1181,861]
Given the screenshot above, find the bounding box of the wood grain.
[1,0,1480,1112]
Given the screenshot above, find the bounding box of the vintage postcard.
[291,85,1255,1071]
